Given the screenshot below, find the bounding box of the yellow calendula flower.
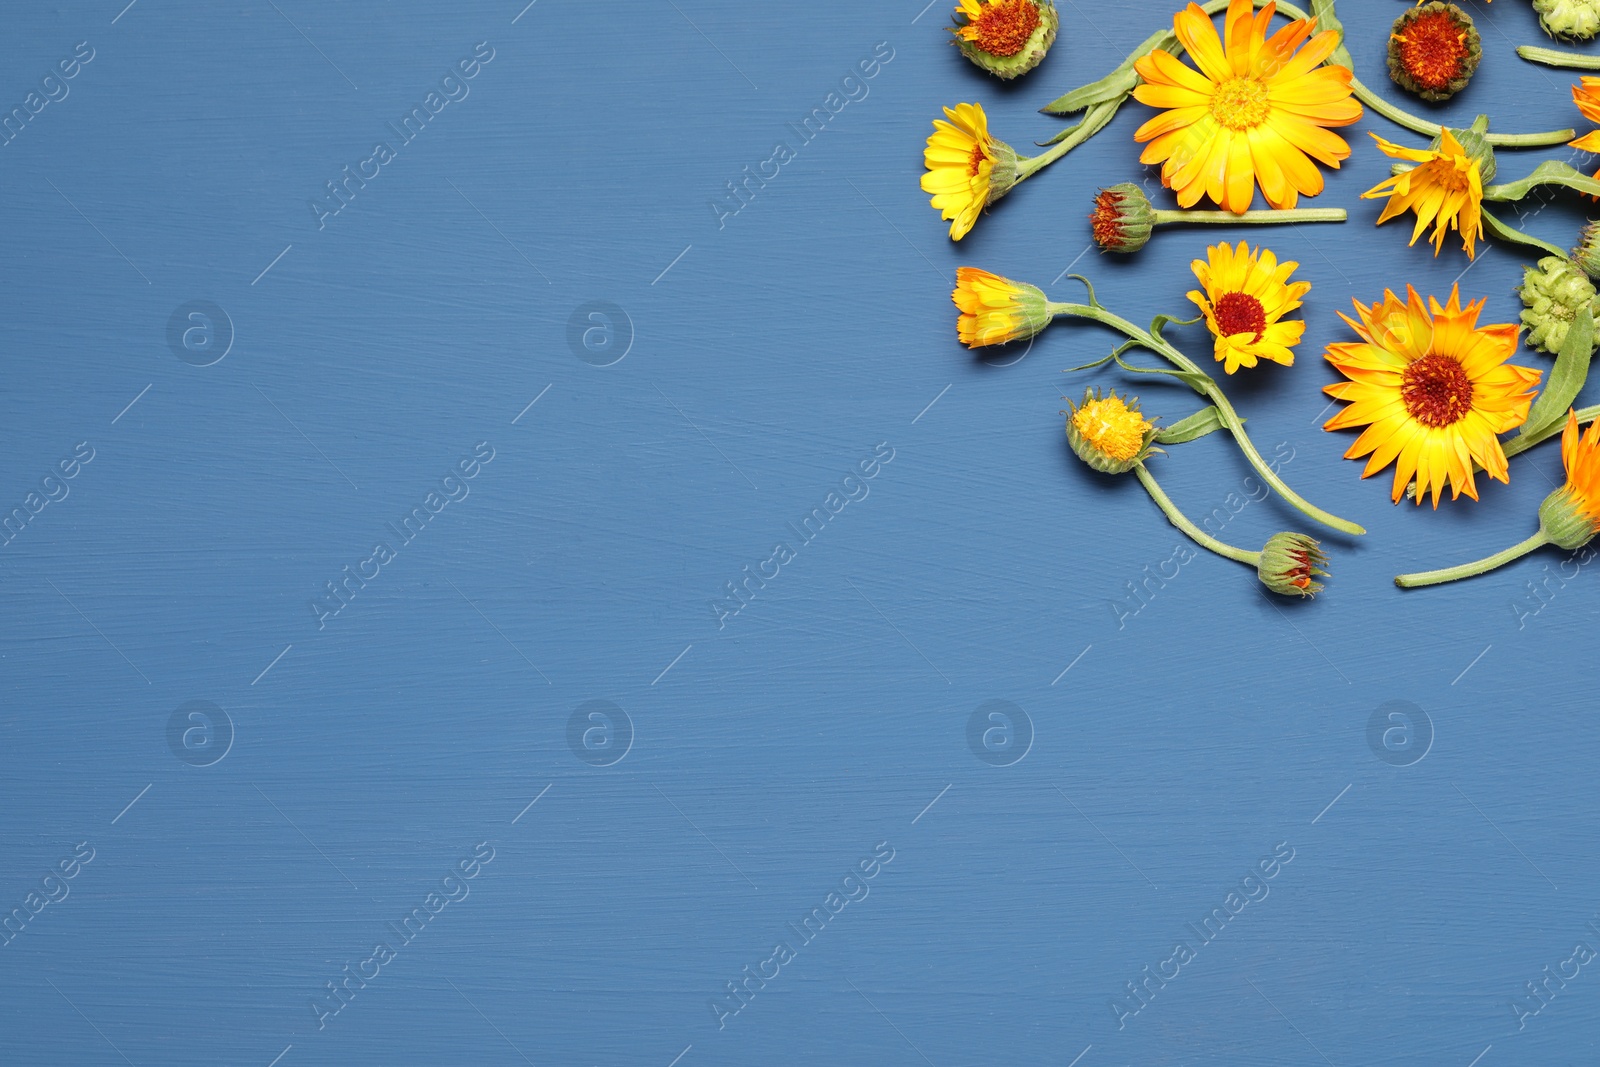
[1065,389,1158,474]
[1322,285,1542,507]
[951,267,1052,347]
[1130,0,1363,213]
[1362,129,1486,258]
[1186,241,1309,374]
[922,102,1019,241]
[1568,78,1600,195]
[951,0,1058,79]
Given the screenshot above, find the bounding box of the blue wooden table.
[2,1,1597,1064]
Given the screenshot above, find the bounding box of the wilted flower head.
[951,0,1058,79]
[1388,2,1481,102]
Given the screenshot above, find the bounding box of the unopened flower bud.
[1089,183,1156,253]
[1257,533,1328,597]
[1519,254,1600,354]
[1534,0,1600,42]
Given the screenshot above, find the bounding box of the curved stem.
[1519,45,1600,71]
[1394,531,1550,588]
[1051,301,1367,535]
[1152,208,1346,225]
[1505,402,1600,459]
[1480,206,1568,258]
[1134,463,1261,565]
[1017,99,1121,182]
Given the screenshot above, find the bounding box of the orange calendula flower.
[1362,130,1486,258]
[1186,240,1309,374]
[951,0,1058,79]
[1555,410,1600,532]
[1322,285,1542,507]
[921,102,1018,240]
[1569,78,1600,192]
[951,267,1052,347]
[1130,0,1363,213]
[1387,2,1480,102]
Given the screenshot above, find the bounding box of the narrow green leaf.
[1150,312,1203,342]
[1522,305,1596,441]
[1154,406,1231,444]
[1486,160,1600,202]
[1110,351,1215,394]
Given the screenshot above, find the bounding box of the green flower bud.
[1519,255,1600,354]
[1388,2,1481,103]
[1257,533,1328,597]
[1090,183,1156,253]
[1538,486,1599,550]
[987,138,1020,206]
[1573,221,1600,281]
[1431,115,1496,184]
[1065,388,1159,475]
[1534,0,1600,42]
[951,0,1059,81]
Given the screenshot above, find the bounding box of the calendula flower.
[1519,255,1600,353]
[1323,285,1542,507]
[951,0,1058,79]
[922,102,1019,240]
[1087,181,1347,253]
[1388,2,1481,102]
[1130,0,1362,213]
[1362,126,1490,258]
[1186,241,1309,374]
[1567,78,1600,194]
[1396,411,1600,587]
[1066,389,1159,474]
[1535,0,1600,42]
[1257,532,1328,597]
[952,267,1052,347]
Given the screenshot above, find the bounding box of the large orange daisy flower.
[1323,285,1542,507]
[1131,0,1363,213]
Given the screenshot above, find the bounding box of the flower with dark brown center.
[1388,3,1480,102]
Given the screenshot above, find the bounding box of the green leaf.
[1480,208,1569,259]
[1521,305,1596,442]
[1308,0,1355,69]
[1110,351,1215,394]
[1154,406,1232,444]
[1067,273,1102,310]
[1150,312,1203,342]
[1485,160,1600,202]
[1064,353,1115,373]
[1040,70,1140,117]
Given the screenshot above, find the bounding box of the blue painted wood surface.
[2,1,1598,1064]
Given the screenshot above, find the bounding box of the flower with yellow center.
[922,102,1019,241]
[951,267,1053,347]
[1065,389,1158,474]
[1322,285,1542,507]
[951,0,1058,79]
[1362,129,1485,258]
[1130,0,1363,214]
[1186,240,1309,374]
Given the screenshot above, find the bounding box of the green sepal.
[1520,305,1596,441]
[1486,161,1600,202]
[1154,406,1231,444]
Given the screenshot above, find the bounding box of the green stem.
[1480,206,1568,258]
[1151,208,1346,225]
[1134,463,1261,565]
[1504,402,1600,459]
[1049,300,1367,536]
[1016,100,1121,182]
[1394,531,1550,588]
[1348,76,1574,145]
[1519,45,1600,71]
